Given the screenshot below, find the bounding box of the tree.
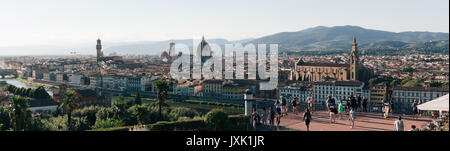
[154,80,169,121]
[58,90,80,131]
[134,93,142,105]
[9,96,31,131]
[429,80,445,88]
[204,109,230,131]
[132,105,148,125]
[0,106,12,131]
[33,86,50,99]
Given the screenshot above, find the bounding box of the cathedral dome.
[161,51,169,58]
[195,36,212,57]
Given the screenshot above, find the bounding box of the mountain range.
[247,25,448,52]
[103,25,448,55]
[1,25,448,56]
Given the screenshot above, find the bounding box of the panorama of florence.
[0,1,449,132]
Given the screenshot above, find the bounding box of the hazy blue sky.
[0,0,448,48]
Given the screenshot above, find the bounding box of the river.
[0,79,54,95]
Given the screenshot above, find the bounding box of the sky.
[0,0,448,55]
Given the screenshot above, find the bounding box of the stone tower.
[169,42,175,57]
[349,35,360,81]
[96,38,103,61]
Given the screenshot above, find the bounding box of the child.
[349,107,355,128]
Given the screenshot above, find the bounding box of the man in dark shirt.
[351,95,357,110]
[356,94,362,112]
[362,96,368,112]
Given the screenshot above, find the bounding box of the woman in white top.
[349,107,355,129]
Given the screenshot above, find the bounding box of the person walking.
[252,108,258,130]
[326,95,332,111]
[418,99,423,117]
[389,99,395,115]
[269,106,275,128]
[362,96,368,112]
[326,95,332,117]
[338,100,345,120]
[384,100,390,119]
[350,95,357,112]
[329,104,337,124]
[275,100,281,127]
[291,98,299,115]
[394,116,404,131]
[412,100,419,120]
[356,94,362,112]
[346,96,353,114]
[303,108,312,131]
[349,107,355,129]
[261,107,267,126]
[306,94,314,114]
[280,96,287,117]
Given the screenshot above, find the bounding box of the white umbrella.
[417,94,449,112]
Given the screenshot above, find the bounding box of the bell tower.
[96,38,103,61]
[349,35,360,81]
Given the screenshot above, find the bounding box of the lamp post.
[244,89,254,116]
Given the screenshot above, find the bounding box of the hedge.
[228,115,250,131]
[89,126,132,131]
[146,114,250,131]
[147,119,206,131]
[181,100,243,108]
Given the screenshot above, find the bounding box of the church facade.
[294,36,373,83]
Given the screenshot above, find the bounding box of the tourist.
[409,125,417,131]
[303,108,312,131]
[418,99,423,117]
[291,98,298,115]
[350,95,357,111]
[261,107,267,126]
[394,116,404,131]
[356,94,361,112]
[275,100,281,127]
[412,100,418,120]
[306,94,314,114]
[326,95,332,113]
[269,106,275,128]
[252,108,258,130]
[280,96,287,117]
[349,107,355,128]
[384,100,390,119]
[329,104,337,124]
[346,96,353,113]
[390,99,395,115]
[338,100,345,120]
[362,96,368,112]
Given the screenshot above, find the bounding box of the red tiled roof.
[392,87,449,92]
[298,62,349,68]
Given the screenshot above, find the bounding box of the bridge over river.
[0,69,18,78]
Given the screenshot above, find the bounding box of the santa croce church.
[294,36,373,83]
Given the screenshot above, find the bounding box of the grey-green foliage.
[92,118,124,129]
[169,107,200,121]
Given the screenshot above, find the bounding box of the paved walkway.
[258,111,432,131]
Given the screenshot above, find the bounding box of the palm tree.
[154,80,169,121]
[58,90,80,130]
[9,96,31,131]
